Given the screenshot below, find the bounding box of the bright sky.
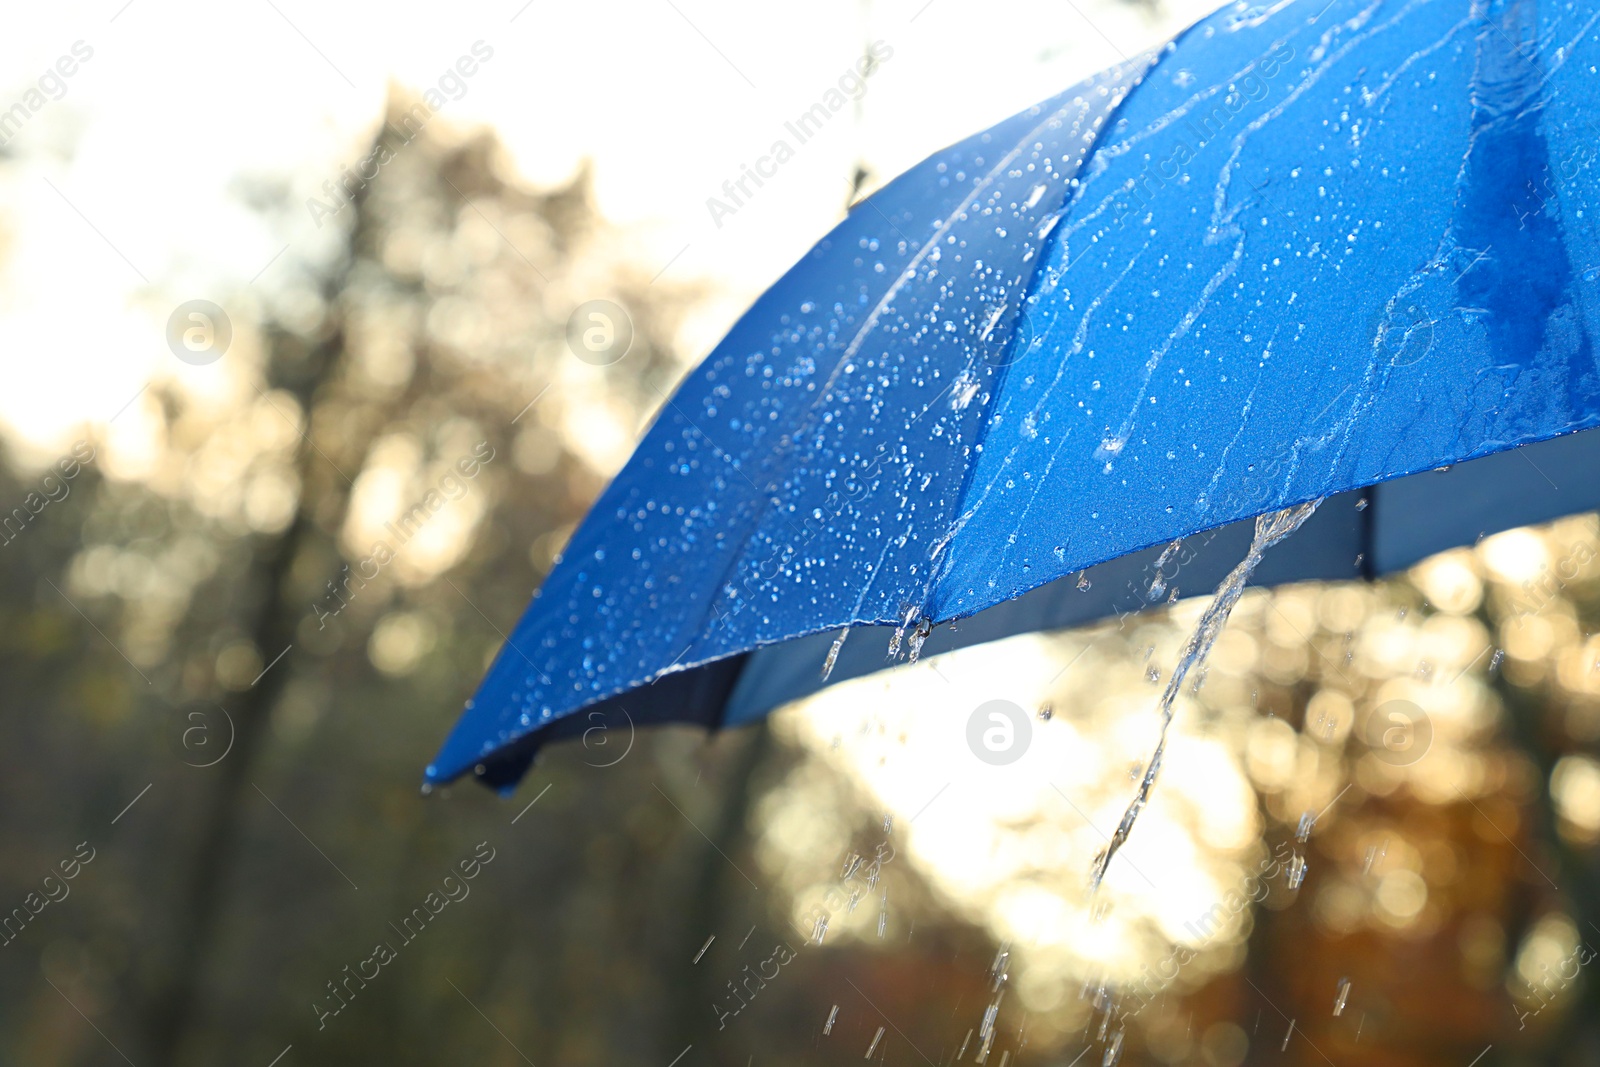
[0,0,1220,458]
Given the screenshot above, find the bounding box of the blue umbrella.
[428,0,1600,791]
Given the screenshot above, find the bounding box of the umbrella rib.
[920,57,1184,615]
[654,70,1162,653]
[703,95,1117,640]
[643,382,826,652]
[803,79,1141,461]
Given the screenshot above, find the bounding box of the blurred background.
[2,1,1598,1064]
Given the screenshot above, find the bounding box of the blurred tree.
[0,95,777,1066]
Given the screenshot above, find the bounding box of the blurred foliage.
[0,95,1597,1067]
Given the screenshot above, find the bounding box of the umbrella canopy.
[428,0,1600,790]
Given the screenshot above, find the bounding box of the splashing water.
[1147,539,1183,601]
[1363,837,1389,876]
[822,627,851,681]
[1089,500,1321,891]
[1103,1029,1125,1067]
[1333,977,1351,1017]
[865,1026,885,1059]
[907,615,934,662]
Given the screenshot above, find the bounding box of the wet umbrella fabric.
[429,0,1600,790]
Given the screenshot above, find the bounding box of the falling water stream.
[1089,500,1322,891]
